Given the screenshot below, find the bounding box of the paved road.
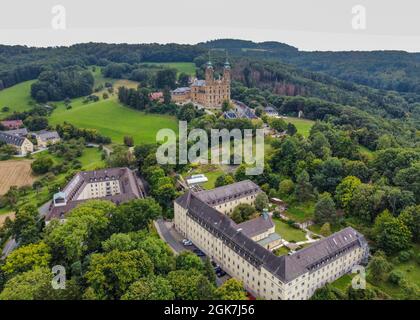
[155,219,186,254]
[2,200,52,259]
[38,200,52,218]
[155,219,231,286]
[1,238,17,259]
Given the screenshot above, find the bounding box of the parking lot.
[155,219,231,286]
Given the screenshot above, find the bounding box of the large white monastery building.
[174,180,369,300]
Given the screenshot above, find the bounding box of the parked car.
[246,292,256,300]
[193,249,205,257]
[216,269,226,277]
[183,240,193,246]
[182,239,192,245]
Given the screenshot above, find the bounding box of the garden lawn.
[284,202,315,222]
[330,274,352,293]
[273,246,290,256]
[0,80,36,116]
[187,165,225,190]
[273,218,307,242]
[202,169,225,189]
[78,147,106,171]
[308,223,342,235]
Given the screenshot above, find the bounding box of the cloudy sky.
[1,0,419,51]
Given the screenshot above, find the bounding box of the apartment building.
[0,131,34,155]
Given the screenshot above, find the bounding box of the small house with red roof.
[149,92,164,102]
[1,120,23,130]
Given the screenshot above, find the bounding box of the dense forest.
[200,39,420,94]
[30,67,94,102]
[0,43,204,90]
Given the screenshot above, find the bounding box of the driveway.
[154,219,186,254]
[1,238,17,259]
[154,219,231,286]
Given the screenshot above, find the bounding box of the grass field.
[48,68,177,145]
[0,160,35,195]
[273,218,307,242]
[0,80,36,117]
[49,94,178,144]
[140,62,196,76]
[78,147,106,171]
[284,117,315,138]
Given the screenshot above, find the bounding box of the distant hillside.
[200,39,420,95]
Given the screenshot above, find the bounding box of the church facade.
[171,60,231,109]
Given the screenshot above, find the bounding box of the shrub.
[388,270,404,286]
[398,250,412,263]
[279,179,294,195]
[320,222,332,236]
[31,156,53,175]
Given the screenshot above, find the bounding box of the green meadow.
[49,97,178,145]
[140,62,196,76]
[48,67,178,145]
[0,80,36,116]
[285,117,314,138]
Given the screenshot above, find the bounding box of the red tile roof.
[1,120,23,129]
[149,92,163,100]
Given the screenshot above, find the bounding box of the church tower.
[223,58,231,83]
[205,60,214,84]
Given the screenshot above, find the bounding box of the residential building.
[0,120,23,130]
[174,181,369,300]
[171,87,191,103]
[0,131,33,155]
[35,130,61,148]
[149,91,164,102]
[232,100,258,119]
[4,128,28,137]
[264,105,279,117]
[47,167,145,220]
